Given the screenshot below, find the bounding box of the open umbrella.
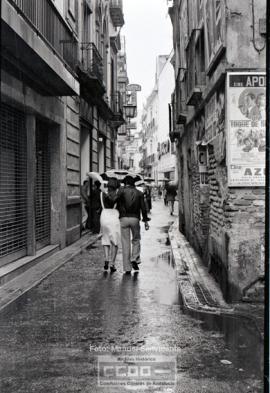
[101,169,129,180]
[87,172,107,192]
[135,180,145,193]
[168,179,178,188]
[158,177,170,182]
[144,177,155,183]
[101,170,142,183]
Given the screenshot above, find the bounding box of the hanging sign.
[126,84,142,92]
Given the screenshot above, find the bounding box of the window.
[195,30,206,87]
[65,0,78,33]
[68,0,76,20]
[52,0,64,16]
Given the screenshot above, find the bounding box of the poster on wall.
[204,0,225,72]
[227,72,266,187]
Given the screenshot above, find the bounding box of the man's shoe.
[131,261,139,271]
[110,266,117,273]
[124,271,131,274]
[104,261,109,270]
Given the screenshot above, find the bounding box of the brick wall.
[178,123,265,302]
[207,142,264,301]
[178,125,210,264]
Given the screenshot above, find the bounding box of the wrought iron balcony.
[169,124,184,142]
[186,31,205,106]
[109,0,124,27]
[109,92,125,128]
[80,43,103,83]
[177,100,187,124]
[175,71,187,124]
[77,43,105,98]
[7,0,78,72]
[111,91,123,114]
[145,154,156,167]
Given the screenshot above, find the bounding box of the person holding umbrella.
[117,175,150,273]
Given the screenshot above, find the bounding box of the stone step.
[0,245,60,287]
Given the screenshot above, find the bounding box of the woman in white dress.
[100,178,121,272]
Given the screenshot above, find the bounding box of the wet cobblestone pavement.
[0,201,263,392]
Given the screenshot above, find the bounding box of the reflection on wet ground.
[0,201,264,392]
[155,247,263,380]
[197,312,263,379]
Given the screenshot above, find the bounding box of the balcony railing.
[109,0,124,27]
[146,154,156,166]
[175,70,187,124]
[108,91,125,128]
[169,124,183,142]
[110,0,123,7]
[111,91,123,114]
[9,0,78,71]
[80,43,103,85]
[186,31,205,106]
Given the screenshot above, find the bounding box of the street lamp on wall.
[123,104,137,118]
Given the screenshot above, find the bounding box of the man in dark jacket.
[118,176,150,273]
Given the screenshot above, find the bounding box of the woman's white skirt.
[100,208,121,246]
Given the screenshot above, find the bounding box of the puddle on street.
[153,250,179,306]
[196,312,264,379]
[159,221,174,233]
[160,225,170,233]
[154,239,263,380]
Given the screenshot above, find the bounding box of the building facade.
[1,0,80,267]
[156,54,177,181]
[116,43,140,170]
[169,0,266,301]
[140,54,176,182]
[77,0,125,241]
[0,0,127,274]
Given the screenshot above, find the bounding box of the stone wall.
[66,97,81,245]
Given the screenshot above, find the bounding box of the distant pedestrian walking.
[100,178,121,273]
[166,185,177,215]
[118,176,150,273]
[90,180,102,233]
[163,187,168,206]
[144,185,152,213]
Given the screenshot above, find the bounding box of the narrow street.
[0,201,263,393]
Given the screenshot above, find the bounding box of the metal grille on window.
[35,122,51,250]
[0,104,27,265]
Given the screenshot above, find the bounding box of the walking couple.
[100,175,150,274]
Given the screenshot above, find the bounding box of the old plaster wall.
[208,145,265,300]
[226,0,266,69]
